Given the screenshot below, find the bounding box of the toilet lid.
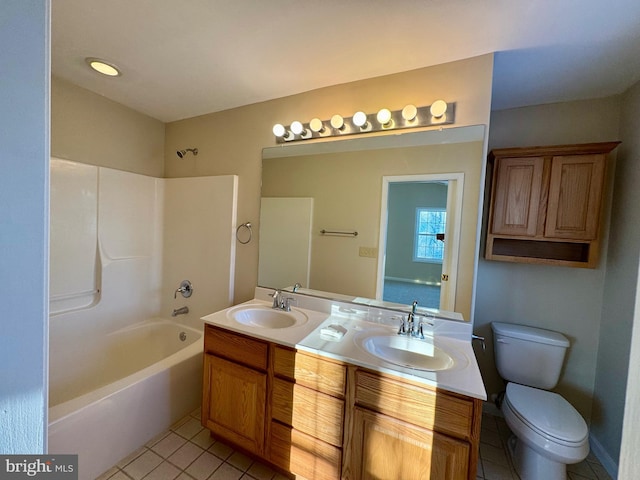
[506,383,588,444]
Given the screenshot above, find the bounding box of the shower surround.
[48,158,238,479]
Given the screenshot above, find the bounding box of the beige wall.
[262,142,483,320]
[594,80,640,470]
[51,76,165,177]
[165,54,494,303]
[475,96,622,423]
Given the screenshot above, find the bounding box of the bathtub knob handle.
[175,280,193,299]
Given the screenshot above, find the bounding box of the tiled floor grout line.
[102,408,277,480]
[102,410,612,480]
[478,412,612,480]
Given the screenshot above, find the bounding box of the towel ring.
[236,222,252,244]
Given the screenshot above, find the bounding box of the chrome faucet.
[269,289,294,312]
[407,300,418,329]
[172,306,189,317]
[397,300,425,339]
[269,289,281,309]
[174,280,193,299]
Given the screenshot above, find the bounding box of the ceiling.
[52,0,640,123]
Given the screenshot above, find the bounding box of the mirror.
[259,126,485,321]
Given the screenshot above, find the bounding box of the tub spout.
[172,306,189,317]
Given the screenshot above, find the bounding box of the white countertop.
[201,299,330,348]
[202,295,486,401]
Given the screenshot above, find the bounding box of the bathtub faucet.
[172,306,189,317]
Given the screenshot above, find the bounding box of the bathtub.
[48,319,204,480]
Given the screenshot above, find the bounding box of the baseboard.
[384,276,441,287]
[589,433,619,479]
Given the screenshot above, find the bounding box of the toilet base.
[508,435,567,480]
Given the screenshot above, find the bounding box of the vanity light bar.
[272,101,455,143]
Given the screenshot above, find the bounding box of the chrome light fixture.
[272,101,455,143]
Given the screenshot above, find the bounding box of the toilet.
[491,322,589,480]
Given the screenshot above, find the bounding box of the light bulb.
[430,100,448,118]
[376,108,392,126]
[309,118,325,133]
[272,124,287,137]
[86,58,121,77]
[330,114,345,130]
[353,111,368,128]
[402,104,418,121]
[290,121,304,135]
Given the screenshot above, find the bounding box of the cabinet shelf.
[489,237,591,266]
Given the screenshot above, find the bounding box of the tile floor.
[477,413,612,480]
[97,409,287,480]
[97,409,613,480]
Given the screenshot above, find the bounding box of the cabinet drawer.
[355,370,473,440]
[271,377,344,447]
[273,346,346,398]
[270,421,341,480]
[204,325,268,370]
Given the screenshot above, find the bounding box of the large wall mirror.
[260,126,485,321]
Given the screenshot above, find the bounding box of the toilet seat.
[505,383,588,447]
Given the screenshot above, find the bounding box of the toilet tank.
[492,322,570,390]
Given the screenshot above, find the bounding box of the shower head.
[177,148,198,158]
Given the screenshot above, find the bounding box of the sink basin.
[357,334,457,371]
[228,305,308,329]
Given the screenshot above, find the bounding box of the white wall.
[0,0,49,454]
[49,162,238,404]
[49,162,164,405]
[258,197,314,289]
[593,79,640,473]
[161,176,238,329]
[474,97,622,423]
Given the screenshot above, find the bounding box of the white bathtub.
[48,319,204,480]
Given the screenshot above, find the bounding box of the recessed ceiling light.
[85,58,121,77]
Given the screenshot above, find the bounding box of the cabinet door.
[491,156,544,236]
[545,154,605,240]
[351,408,469,480]
[202,354,267,454]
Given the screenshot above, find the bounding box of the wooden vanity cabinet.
[201,326,268,454]
[346,369,482,480]
[485,142,619,267]
[202,324,482,480]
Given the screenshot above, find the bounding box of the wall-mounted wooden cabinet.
[485,142,619,268]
